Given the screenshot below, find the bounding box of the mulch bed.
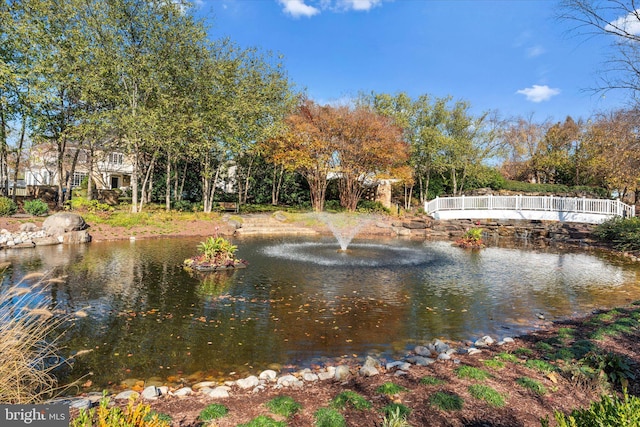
[107,304,640,426]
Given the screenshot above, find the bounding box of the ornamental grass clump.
[0,272,69,403]
[184,235,247,270]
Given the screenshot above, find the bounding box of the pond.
[1,235,640,390]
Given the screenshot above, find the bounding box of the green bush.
[237,415,286,427]
[0,196,17,216]
[314,407,346,427]
[455,365,491,381]
[265,396,302,417]
[376,382,408,395]
[356,200,390,214]
[420,376,446,386]
[23,199,49,216]
[516,377,547,395]
[429,391,464,411]
[198,403,229,421]
[594,217,640,252]
[468,384,506,408]
[330,390,372,411]
[68,197,114,213]
[543,390,640,427]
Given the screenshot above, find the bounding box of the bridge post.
[488,194,493,210]
[461,195,465,210]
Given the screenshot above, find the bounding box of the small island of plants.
[455,226,485,249]
[183,235,247,271]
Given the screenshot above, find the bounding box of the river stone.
[334,365,351,381]
[34,236,60,246]
[193,381,217,390]
[115,390,140,401]
[259,369,277,381]
[277,374,302,388]
[42,212,87,234]
[69,398,92,410]
[363,356,380,368]
[62,230,92,244]
[207,386,230,399]
[303,372,319,382]
[414,345,431,357]
[437,353,451,360]
[318,371,334,381]
[19,223,38,232]
[406,356,435,366]
[359,365,379,377]
[502,337,515,343]
[236,375,260,389]
[141,386,160,400]
[172,387,192,397]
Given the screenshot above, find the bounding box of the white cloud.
[605,9,640,36]
[339,0,383,11]
[278,0,320,18]
[516,85,560,103]
[277,0,384,17]
[527,45,545,58]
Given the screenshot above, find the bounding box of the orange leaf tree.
[265,100,338,211]
[332,106,408,211]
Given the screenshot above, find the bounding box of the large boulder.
[42,212,87,236]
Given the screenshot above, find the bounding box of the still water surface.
[1,236,639,389]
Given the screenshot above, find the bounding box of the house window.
[109,153,124,165]
[72,172,87,188]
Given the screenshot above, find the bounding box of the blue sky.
[197,0,629,122]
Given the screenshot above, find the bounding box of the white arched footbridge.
[425,195,636,224]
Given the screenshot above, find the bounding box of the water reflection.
[0,236,638,390]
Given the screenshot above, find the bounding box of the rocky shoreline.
[61,335,518,411]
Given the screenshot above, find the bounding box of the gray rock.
[19,223,38,232]
[236,375,260,390]
[172,387,193,397]
[303,372,319,382]
[62,230,92,244]
[277,374,303,388]
[193,381,217,390]
[33,236,60,246]
[207,386,230,398]
[437,353,451,360]
[363,356,380,369]
[406,356,436,366]
[414,345,431,357]
[502,337,515,343]
[359,365,379,377]
[318,371,334,381]
[42,212,87,234]
[393,370,408,377]
[69,398,92,410]
[259,369,278,381]
[141,386,160,400]
[334,365,351,381]
[115,390,140,401]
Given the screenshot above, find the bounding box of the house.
[24,143,133,191]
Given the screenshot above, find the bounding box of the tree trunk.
[11,114,27,202]
[165,151,171,211]
[0,105,7,197]
[86,146,94,201]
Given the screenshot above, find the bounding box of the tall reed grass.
[0,271,68,403]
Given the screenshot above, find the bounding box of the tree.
[332,105,407,211]
[560,0,640,102]
[583,108,640,201]
[499,114,550,182]
[266,100,338,212]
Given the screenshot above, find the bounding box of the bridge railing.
[425,195,635,219]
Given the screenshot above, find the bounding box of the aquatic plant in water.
[184,235,247,271]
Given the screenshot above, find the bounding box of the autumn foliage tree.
[266,100,338,211]
[331,106,407,211]
[265,100,408,212]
